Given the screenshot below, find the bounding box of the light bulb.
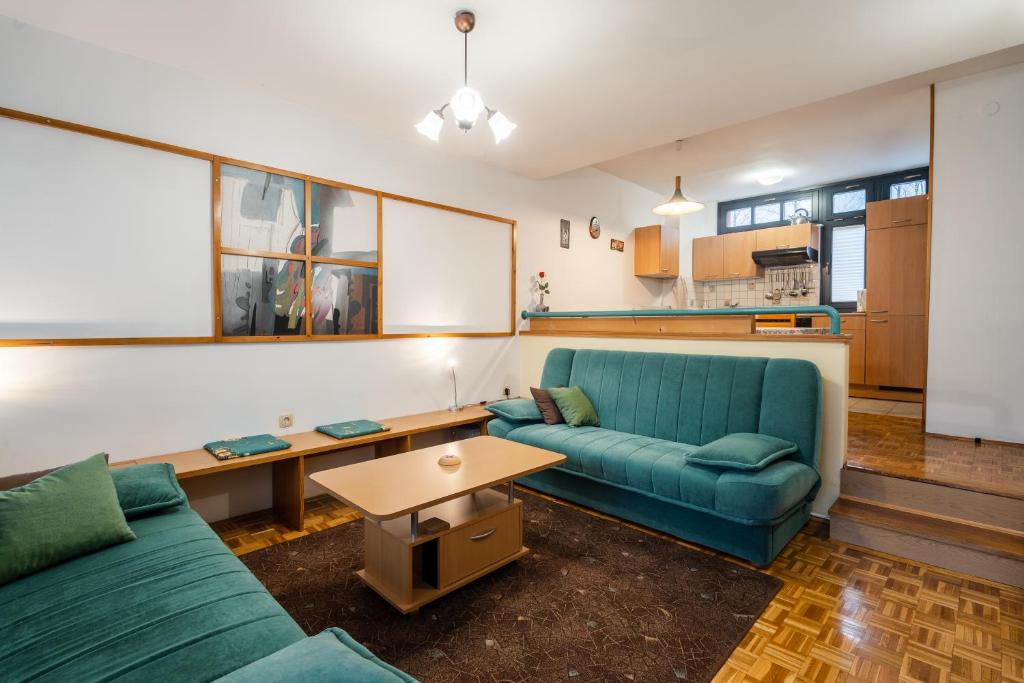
[757,172,784,186]
[487,110,516,143]
[415,109,444,142]
[449,86,484,130]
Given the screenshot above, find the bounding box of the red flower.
[539,271,545,278]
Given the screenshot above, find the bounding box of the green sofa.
[0,465,414,683]
[489,348,822,565]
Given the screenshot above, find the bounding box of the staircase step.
[829,496,1024,587]
[841,466,1024,532]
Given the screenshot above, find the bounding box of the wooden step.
[829,496,1024,587]
[841,467,1024,532]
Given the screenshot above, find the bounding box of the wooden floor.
[847,412,1024,500]
[214,489,1023,682]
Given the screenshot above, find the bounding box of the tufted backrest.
[539,348,822,470]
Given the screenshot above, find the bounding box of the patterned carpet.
[242,489,782,682]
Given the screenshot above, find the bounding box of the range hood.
[752,246,818,267]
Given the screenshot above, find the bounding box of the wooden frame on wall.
[0,106,516,347]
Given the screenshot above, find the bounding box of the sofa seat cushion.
[215,627,415,683]
[507,423,819,524]
[714,460,820,522]
[0,505,305,683]
[506,423,718,509]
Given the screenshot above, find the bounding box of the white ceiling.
[1,0,1023,185]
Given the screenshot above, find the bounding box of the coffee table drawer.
[440,505,521,586]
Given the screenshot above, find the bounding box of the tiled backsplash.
[696,266,820,309]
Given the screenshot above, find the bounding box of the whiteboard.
[0,117,212,339]
[382,199,512,334]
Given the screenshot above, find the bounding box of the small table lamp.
[447,357,460,412]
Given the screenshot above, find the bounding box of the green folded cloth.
[203,435,291,461]
[316,419,389,440]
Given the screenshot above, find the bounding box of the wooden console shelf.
[125,405,494,531]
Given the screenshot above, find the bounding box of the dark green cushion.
[110,463,188,519]
[687,433,798,471]
[214,627,415,682]
[485,398,543,423]
[0,453,135,585]
[548,386,600,427]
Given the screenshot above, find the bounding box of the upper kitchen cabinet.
[866,195,929,230]
[634,224,679,278]
[753,224,819,252]
[692,235,724,281]
[722,231,759,279]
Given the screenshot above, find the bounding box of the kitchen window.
[821,219,866,311]
[725,206,752,228]
[754,201,781,224]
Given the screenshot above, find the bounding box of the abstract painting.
[311,182,378,262]
[311,264,378,335]
[221,255,305,336]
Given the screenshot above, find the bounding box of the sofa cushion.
[687,433,797,471]
[530,387,565,424]
[506,424,717,509]
[214,627,414,683]
[715,460,820,521]
[548,386,600,427]
[0,506,305,682]
[485,398,543,423]
[0,453,136,586]
[110,462,189,519]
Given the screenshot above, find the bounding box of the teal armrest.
[214,627,416,683]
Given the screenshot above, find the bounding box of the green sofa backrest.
[539,348,822,470]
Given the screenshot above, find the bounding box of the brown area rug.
[242,489,781,682]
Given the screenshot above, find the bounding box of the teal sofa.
[489,348,822,565]
[0,465,414,683]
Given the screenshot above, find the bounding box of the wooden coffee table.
[309,435,565,613]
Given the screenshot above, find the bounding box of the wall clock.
[589,216,601,239]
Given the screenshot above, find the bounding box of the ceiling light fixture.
[416,10,516,144]
[757,172,785,186]
[653,140,704,216]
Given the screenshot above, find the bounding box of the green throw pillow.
[110,463,188,519]
[485,398,543,423]
[0,453,136,585]
[687,433,798,471]
[547,386,600,427]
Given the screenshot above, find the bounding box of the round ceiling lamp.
[653,140,704,216]
[415,10,516,144]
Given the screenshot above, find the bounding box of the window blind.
[830,224,865,303]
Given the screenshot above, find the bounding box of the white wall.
[928,63,1024,443]
[0,19,664,519]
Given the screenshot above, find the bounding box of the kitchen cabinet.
[865,315,927,388]
[811,314,866,384]
[866,195,928,230]
[753,224,818,252]
[866,223,927,315]
[634,224,679,278]
[691,235,724,281]
[722,231,759,279]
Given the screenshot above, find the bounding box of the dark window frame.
[717,188,821,234]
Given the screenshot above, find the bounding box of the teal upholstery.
[500,348,822,565]
[110,462,188,519]
[485,398,543,423]
[0,465,415,682]
[215,627,415,683]
[687,433,797,471]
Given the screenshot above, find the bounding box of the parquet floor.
[847,412,1024,500]
[212,412,1024,682]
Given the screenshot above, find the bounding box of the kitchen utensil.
[789,208,810,225]
[800,270,808,296]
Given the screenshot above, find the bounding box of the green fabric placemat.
[203,435,291,461]
[316,420,389,441]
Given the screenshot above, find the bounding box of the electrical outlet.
[278,413,294,429]
[503,386,511,399]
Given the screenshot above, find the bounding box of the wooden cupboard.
[722,231,759,278]
[865,223,928,315]
[634,224,679,278]
[811,314,866,384]
[865,315,927,388]
[691,235,724,281]
[753,224,819,252]
[866,195,928,230]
